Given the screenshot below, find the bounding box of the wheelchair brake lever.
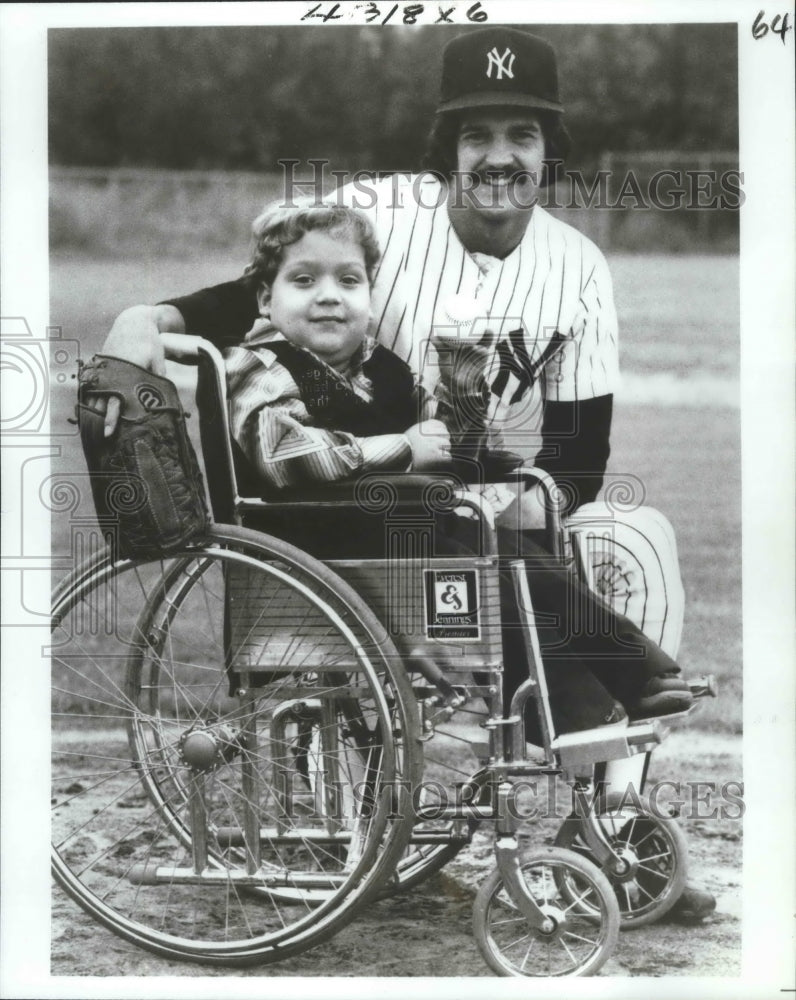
[419,688,468,741]
[406,650,468,738]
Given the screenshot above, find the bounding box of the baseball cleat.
[663,884,717,924]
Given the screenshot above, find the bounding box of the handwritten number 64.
[752,10,792,42]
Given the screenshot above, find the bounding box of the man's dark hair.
[421,110,571,188]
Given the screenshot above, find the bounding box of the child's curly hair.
[245,200,381,289]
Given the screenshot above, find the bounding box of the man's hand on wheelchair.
[98,305,184,436]
[405,419,453,471]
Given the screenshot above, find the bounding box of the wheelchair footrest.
[551,718,666,769]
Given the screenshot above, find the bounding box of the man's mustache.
[455,169,541,186]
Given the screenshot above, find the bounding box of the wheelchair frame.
[50,333,713,976]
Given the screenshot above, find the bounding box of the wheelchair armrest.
[245,472,463,509]
[241,472,500,555]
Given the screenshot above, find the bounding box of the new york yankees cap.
[437,28,563,115]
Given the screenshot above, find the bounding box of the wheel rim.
[555,794,688,925]
[478,854,618,977]
[51,534,417,961]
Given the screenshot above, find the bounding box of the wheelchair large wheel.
[473,846,620,977]
[554,791,689,928]
[51,524,420,965]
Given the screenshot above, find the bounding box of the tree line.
[48,23,738,174]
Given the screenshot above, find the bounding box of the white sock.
[603,752,646,799]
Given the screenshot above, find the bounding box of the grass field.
[47,251,742,732]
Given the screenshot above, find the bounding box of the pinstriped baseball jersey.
[337,174,620,428]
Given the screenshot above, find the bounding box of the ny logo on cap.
[486,46,516,80]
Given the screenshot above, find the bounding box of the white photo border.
[1,2,793,998]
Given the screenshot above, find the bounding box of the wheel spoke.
[475,854,619,977]
[634,879,660,903]
[503,929,535,951]
[562,928,599,947]
[562,884,597,914]
[519,934,536,971]
[621,880,635,911]
[490,914,528,927]
[52,532,419,964]
[636,861,669,878]
[637,849,672,864]
[557,933,578,967]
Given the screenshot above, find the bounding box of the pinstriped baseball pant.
[494,524,681,742]
[566,504,685,659]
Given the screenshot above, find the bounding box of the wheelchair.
[51,334,715,976]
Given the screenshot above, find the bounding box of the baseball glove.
[433,332,522,480]
[76,354,210,559]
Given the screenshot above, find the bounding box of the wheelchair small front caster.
[555,791,689,928]
[472,846,620,977]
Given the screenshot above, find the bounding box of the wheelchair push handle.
[512,465,566,560]
[161,332,218,364]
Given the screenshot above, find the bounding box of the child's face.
[260,228,371,368]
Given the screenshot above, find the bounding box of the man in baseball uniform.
[101,27,713,920]
[104,28,682,652]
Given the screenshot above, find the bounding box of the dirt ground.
[51,731,742,980]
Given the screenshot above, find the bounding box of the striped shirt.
[225,327,419,491]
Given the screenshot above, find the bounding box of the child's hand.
[405,420,452,470]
